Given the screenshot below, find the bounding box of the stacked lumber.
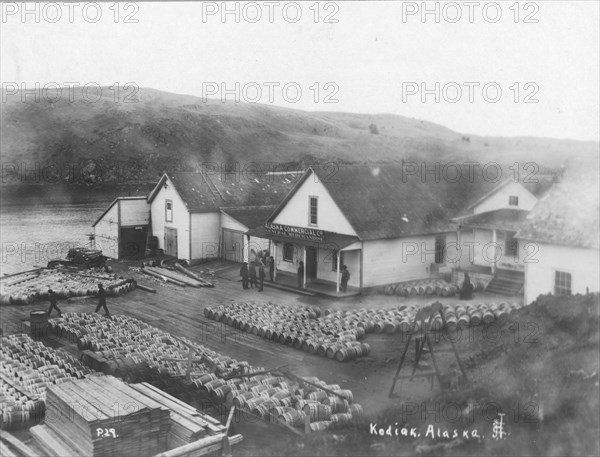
[0,268,134,306]
[32,376,170,457]
[174,264,214,287]
[129,382,226,448]
[142,266,213,288]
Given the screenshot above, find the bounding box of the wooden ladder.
[388,301,468,398]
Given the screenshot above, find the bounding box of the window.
[509,195,519,206]
[283,243,294,262]
[435,236,445,264]
[165,200,173,222]
[309,196,318,225]
[331,250,344,271]
[505,232,518,258]
[555,271,572,295]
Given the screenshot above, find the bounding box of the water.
[1,202,109,275]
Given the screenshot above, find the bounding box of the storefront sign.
[265,222,324,242]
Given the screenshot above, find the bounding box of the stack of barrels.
[204,302,372,362]
[383,279,459,297]
[0,268,135,306]
[193,371,363,432]
[0,333,96,429]
[45,313,363,432]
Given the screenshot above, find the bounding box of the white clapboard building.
[516,171,599,303]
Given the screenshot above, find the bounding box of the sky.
[1,1,599,141]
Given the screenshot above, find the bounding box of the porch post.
[492,229,497,274]
[273,242,277,281]
[303,247,307,288]
[336,250,341,293]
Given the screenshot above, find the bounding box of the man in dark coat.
[460,273,474,300]
[249,260,257,289]
[340,265,350,292]
[47,289,62,317]
[94,283,110,317]
[240,262,249,289]
[297,261,304,289]
[258,261,265,292]
[268,256,275,282]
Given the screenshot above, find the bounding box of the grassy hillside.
[1,87,597,189]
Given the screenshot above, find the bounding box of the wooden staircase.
[485,269,524,296]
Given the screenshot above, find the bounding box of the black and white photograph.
[1,1,599,456]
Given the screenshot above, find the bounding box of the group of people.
[47,283,110,318]
[242,257,351,293]
[239,256,274,292]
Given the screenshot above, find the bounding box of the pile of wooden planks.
[31,376,170,457]
[141,266,213,288]
[129,382,225,449]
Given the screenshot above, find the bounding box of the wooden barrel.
[303,403,332,421]
[324,396,349,413]
[330,412,353,423]
[348,403,363,416]
[309,421,332,432]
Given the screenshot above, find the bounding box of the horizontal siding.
[221,212,248,233]
[362,235,438,287]
[93,204,119,259]
[524,243,599,304]
[120,199,150,226]
[474,182,537,214]
[190,212,220,260]
[150,179,190,260]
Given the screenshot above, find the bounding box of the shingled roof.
[221,206,278,230]
[148,172,296,213]
[269,165,494,240]
[516,173,600,249]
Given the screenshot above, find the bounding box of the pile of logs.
[0,268,135,306]
[141,264,214,288]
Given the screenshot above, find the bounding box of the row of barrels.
[204,303,371,362]
[0,334,98,429]
[0,269,135,306]
[50,314,263,384]
[382,279,460,297]
[194,371,362,430]
[1,378,45,429]
[1,334,95,399]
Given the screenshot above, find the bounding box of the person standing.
[249,260,257,289]
[240,262,249,289]
[46,289,62,317]
[297,261,304,289]
[94,283,110,317]
[268,256,275,282]
[258,261,265,292]
[340,265,350,292]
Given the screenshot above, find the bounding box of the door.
[306,246,317,280]
[164,227,178,257]
[222,229,244,262]
[119,226,148,259]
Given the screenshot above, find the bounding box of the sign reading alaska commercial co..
[265,223,324,242]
